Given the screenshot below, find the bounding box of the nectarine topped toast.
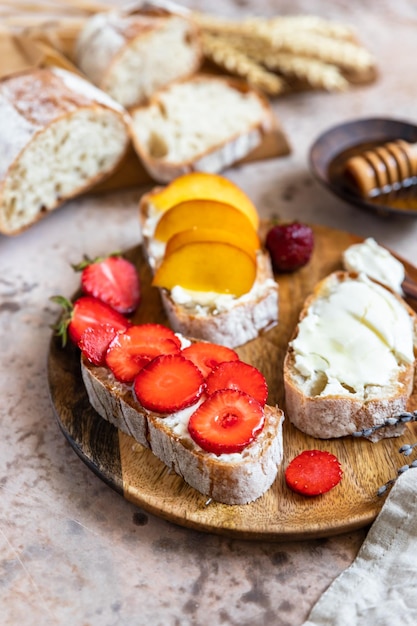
[139,172,278,347]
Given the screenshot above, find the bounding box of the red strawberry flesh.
[188,389,265,455]
[266,222,314,273]
[206,360,268,406]
[181,342,239,378]
[134,354,205,413]
[78,323,121,365]
[285,449,343,496]
[80,255,140,314]
[105,323,181,382]
[67,296,129,345]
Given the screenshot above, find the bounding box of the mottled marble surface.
[1,1,417,625]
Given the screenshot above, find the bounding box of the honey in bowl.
[329,141,417,214]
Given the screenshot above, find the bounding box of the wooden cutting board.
[47,224,417,541]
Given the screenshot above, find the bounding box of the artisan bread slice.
[81,350,284,505]
[139,187,279,348]
[0,67,130,236]
[75,9,202,109]
[284,271,417,442]
[129,75,276,182]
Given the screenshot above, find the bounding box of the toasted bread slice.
[81,351,284,505]
[139,187,279,348]
[284,271,417,442]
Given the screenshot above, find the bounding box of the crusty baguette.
[75,9,202,109]
[139,188,279,348]
[284,271,417,442]
[0,67,130,236]
[81,353,284,505]
[129,74,276,183]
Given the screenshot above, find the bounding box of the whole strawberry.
[266,222,314,272]
[74,253,140,315]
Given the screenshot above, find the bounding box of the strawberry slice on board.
[205,361,268,406]
[51,295,130,347]
[181,342,239,378]
[134,354,205,413]
[74,253,140,315]
[105,323,182,383]
[188,389,265,455]
[285,450,343,496]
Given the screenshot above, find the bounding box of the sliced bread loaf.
[81,345,284,505]
[284,271,417,441]
[0,67,130,235]
[129,75,276,182]
[75,8,202,109]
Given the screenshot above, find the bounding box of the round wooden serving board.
[48,224,417,541]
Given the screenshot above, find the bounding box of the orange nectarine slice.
[165,228,258,262]
[152,242,257,296]
[154,199,259,246]
[149,172,259,229]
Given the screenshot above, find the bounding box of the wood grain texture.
[48,224,417,540]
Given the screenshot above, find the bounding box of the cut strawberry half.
[205,361,268,406]
[105,323,182,382]
[51,295,130,347]
[78,323,122,366]
[74,253,140,314]
[285,450,343,496]
[188,389,265,455]
[134,354,205,413]
[181,342,239,378]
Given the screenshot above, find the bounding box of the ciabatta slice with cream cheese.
[284,271,417,442]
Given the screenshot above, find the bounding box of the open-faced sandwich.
[284,270,417,441]
[139,172,279,348]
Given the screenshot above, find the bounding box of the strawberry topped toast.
[139,172,279,348]
[80,322,284,505]
[53,248,283,505]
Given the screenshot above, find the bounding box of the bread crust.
[81,355,284,505]
[0,67,130,235]
[129,75,276,183]
[283,271,417,441]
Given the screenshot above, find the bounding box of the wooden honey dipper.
[343,139,417,197]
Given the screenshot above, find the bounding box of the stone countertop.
[1,1,416,625]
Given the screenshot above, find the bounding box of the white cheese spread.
[290,274,414,397]
[343,237,405,294]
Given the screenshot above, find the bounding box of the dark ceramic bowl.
[309,117,417,217]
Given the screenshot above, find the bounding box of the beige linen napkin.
[303,469,417,626]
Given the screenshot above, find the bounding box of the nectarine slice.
[165,228,257,262]
[152,242,257,296]
[154,199,259,245]
[149,172,259,229]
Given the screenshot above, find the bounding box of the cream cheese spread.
[343,237,405,294]
[290,274,414,397]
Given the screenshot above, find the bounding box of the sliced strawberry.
[79,323,121,366]
[105,323,182,382]
[74,254,140,314]
[285,450,343,496]
[205,361,268,406]
[134,354,205,413]
[181,342,239,378]
[188,389,265,455]
[51,295,130,347]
